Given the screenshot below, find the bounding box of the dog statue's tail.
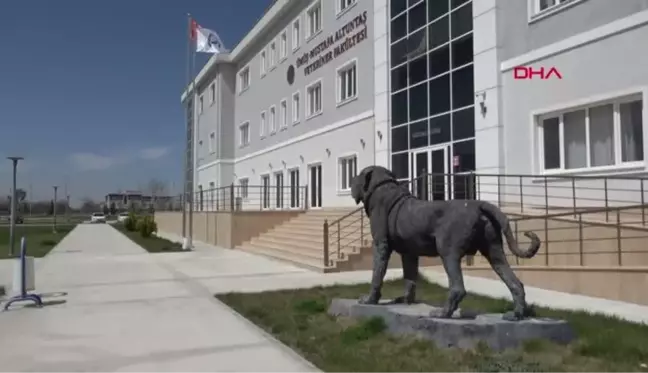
[478,201,541,259]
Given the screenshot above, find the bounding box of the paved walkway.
[1,226,647,371]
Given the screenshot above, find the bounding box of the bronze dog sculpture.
[351,165,541,321]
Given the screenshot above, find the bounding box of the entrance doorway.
[274,171,284,209]
[261,175,270,209]
[411,145,449,201]
[309,163,322,208]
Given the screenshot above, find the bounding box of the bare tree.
[147,178,167,197]
[80,197,100,213]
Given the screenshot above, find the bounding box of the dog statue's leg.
[392,254,418,304]
[359,239,391,304]
[431,254,466,318]
[479,245,535,321]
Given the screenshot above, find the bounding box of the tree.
[102,204,109,215]
[48,200,54,216]
[80,198,100,213]
[109,202,116,215]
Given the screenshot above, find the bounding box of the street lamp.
[7,157,23,257]
[52,185,58,234]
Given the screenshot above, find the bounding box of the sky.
[0,0,271,205]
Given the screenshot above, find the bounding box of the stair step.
[237,245,328,272]
[249,238,323,257]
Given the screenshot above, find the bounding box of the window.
[260,111,266,137]
[539,96,644,173]
[534,0,575,15]
[199,95,204,114]
[292,91,300,124]
[269,105,276,133]
[209,83,216,104]
[260,50,266,76]
[208,132,215,153]
[238,66,250,92]
[280,99,288,129]
[269,41,276,68]
[337,59,358,105]
[261,175,270,209]
[239,122,250,147]
[239,178,249,199]
[292,18,301,50]
[306,80,322,118]
[339,155,358,191]
[338,0,356,14]
[307,1,322,39]
[280,31,287,60]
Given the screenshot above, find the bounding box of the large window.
[339,155,358,191]
[269,105,276,134]
[260,50,266,76]
[337,59,358,105]
[307,1,322,40]
[280,31,287,60]
[238,66,250,92]
[306,80,322,118]
[239,178,249,199]
[280,99,288,129]
[540,96,644,173]
[239,122,250,147]
[389,0,475,183]
[292,91,300,124]
[532,0,576,17]
[269,41,277,68]
[292,18,301,51]
[260,111,266,137]
[338,0,356,15]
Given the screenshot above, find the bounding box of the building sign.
[296,11,369,76]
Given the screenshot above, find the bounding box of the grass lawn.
[0,225,75,259]
[113,224,183,253]
[218,278,648,372]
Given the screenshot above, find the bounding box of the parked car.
[90,212,106,224]
[117,212,129,223]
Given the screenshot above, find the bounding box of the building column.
[473,0,504,203]
[373,0,390,168]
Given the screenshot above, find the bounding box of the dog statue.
[350,165,541,321]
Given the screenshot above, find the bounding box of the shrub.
[124,212,138,232]
[137,215,157,238]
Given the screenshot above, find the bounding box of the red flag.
[190,19,198,41]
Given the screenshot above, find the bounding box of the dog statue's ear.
[363,169,374,192]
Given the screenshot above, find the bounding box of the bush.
[123,212,138,232]
[137,215,157,238]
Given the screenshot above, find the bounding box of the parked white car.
[117,212,129,223]
[90,212,106,224]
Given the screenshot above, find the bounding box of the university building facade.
[182,0,648,210]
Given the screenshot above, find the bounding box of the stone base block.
[328,298,575,351]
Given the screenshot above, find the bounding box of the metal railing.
[156,184,308,212]
[323,172,648,268]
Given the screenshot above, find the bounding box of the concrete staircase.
[235,208,371,272]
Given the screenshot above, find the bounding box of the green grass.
[217,279,648,372]
[113,224,183,253]
[0,225,74,259]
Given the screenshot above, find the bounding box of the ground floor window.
[539,95,643,173]
[239,178,249,199]
[261,175,270,209]
[338,155,357,191]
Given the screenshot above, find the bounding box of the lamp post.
[7,157,23,257]
[52,186,58,234]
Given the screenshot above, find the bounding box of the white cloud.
[69,153,118,171]
[139,146,169,160]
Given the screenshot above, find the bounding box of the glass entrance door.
[411,145,449,201]
[309,164,322,208]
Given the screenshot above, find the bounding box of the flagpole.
[188,24,197,250]
[182,12,192,250]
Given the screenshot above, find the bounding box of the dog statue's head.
[351,165,397,205]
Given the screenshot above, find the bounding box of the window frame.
[198,95,204,115]
[280,99,288,130]
[280,30,288,61]
[208,132,215,154]
[336,0,357,18]
[269,105,277,134]
[238,178,249,200]
[238,65,251,94]
[535,92,645,176]
[259,49,267,77]
[337,153,358,193]
[239,121,250,148]
[269,40,277,70]
[306,0,323,41]
[336,58,358,107]
[209,83,216,105]
[292,16,301,52]
[305,78,323,120]
[528,0,586,22]
[292,90,301,125]
[260,110,267,138]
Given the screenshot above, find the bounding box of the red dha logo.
[513,66,563,80]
